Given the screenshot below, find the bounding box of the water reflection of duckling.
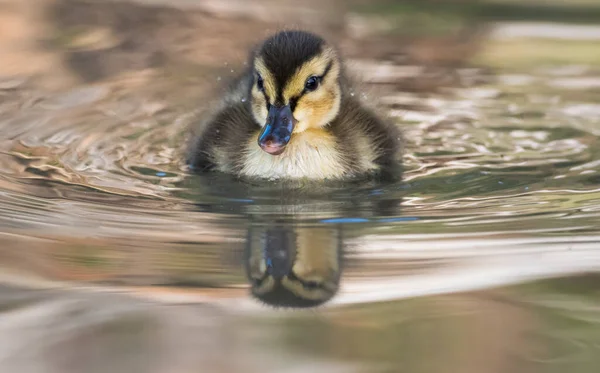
[187,30,402,181]
[244,224,342,308]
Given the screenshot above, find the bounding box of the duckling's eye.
[305,76,319,92]
[256,76,264,92]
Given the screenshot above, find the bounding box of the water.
[1,0,600,372]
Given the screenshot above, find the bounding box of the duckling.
[187,30,402,181]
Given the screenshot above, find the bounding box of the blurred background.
[1,0,600,372]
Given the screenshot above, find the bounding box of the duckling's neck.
[239,128,346,180]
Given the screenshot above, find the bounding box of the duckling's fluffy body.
[187,30,402,181]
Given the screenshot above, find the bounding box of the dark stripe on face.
[254,72,273,111]
[288,60,334,112]
[289,96,298,112]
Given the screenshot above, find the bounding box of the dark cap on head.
[255,30,326,92]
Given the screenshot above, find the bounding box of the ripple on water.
[1,56,600,303]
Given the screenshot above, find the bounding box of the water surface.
[1,0,599,372]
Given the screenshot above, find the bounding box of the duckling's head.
[249,30,342,155]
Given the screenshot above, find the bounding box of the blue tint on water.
[320,218,370,224]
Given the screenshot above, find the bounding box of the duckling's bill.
[257,104,295,155]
